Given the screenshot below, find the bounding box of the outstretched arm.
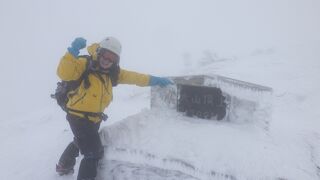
[118,68,173,87]
[118,69,150,86]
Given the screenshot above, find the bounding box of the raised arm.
[57,38,87,81]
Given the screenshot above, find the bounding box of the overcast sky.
[0,0,319,119]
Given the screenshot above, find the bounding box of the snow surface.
[0,0,320,180]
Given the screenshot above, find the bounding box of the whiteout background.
[0,0,320,179]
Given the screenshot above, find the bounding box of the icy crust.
[99,109,319,180]
[151,75,273,129]
[202,75,272,102]
[192,75,273,127]
[225,94,273,130]
[97,147,235,180]
[151,85,178,109]
[98,160,201,180]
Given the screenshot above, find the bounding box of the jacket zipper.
[100,80,103,112]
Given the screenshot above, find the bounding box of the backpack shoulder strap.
[78,55,93,89]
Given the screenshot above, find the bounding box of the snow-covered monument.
[151,74,273,129]
[97,75,274,180]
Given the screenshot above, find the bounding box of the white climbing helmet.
[99,37,122,57]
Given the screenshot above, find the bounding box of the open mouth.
[100,62,113,68]
[100,60,113,69]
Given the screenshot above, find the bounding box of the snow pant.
[58,113,104,180]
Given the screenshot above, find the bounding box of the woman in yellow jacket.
[56,37,172,180]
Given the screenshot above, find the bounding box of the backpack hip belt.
[67,108,108,121]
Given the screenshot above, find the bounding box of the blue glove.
[67,37,87,57]
[149,76,173,87]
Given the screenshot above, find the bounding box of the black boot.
[56,142,79,175]
[56,163,74,176]
[77,157,99,180]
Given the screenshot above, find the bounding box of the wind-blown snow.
[97,46,320,179]
[0,0,320,180]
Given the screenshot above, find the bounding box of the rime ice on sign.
[177,85,227,120]
[151,75,273,126]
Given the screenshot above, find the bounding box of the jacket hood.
[87,43,100,60]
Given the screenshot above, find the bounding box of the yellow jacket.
[57,43,150,123]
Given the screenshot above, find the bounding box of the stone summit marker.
[151,74,273,124]
[177,84,227,120]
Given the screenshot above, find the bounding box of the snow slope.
[1,45,319,180]
[97,46,320,179]
[1,0,320,180]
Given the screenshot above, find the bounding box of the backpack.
[51,55,119,120]
[51,55,92,112]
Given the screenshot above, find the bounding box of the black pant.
[58,114,104,180]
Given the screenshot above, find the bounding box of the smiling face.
[98,49,120,69]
